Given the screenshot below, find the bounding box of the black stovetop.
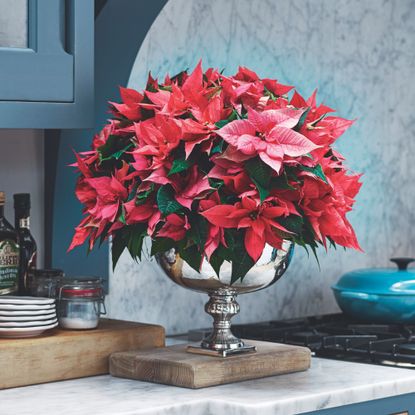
[189,314,415,368]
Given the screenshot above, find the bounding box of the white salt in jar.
[57,278,106,330]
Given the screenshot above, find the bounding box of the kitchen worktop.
[3,356,415,415]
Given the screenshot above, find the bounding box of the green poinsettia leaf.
[277,215,303,235]
[206,230,256,282]
[245,157,273,200]
[108,144,133,161]
[215,119,229,129]
[111,230,127,270]
[98,135,118,160]
[170,69,188,85]
[309,244,321,268]
[156,185,183,215]
[245,157,272,188]
[208,178,224,190]
[98,223,112,248]
[127,181,140,202]
[300,214,320,246]
[179,244,201,273]
[264,86,277,102]
[224,229,237,251]
[136,184,155,205]
[215,110,238,129]
[127,235,144,261]
[126,224,147,261]
[327,236,337,249]
[270,173,296,190]
[168,158,194,176]
[227,233,255,283]
[98,135,132,163]
[209,244,235,277]
[210,139,225,155]
[251,177,270,202]
[209,251,225,277]
[308,113,326,128]
[145,84,158,93]
[188,213,208,248]
[150,237,176,257]
[118,205,126,224]
[284,166,302,183]
[293,108,310,132]
[111,224,148,269]
[300,164,328,184]
[231,248,255,284]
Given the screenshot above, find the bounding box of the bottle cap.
[0,191,5,205]
[13,193,31,209]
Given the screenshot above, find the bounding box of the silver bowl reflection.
[156,241,294,356]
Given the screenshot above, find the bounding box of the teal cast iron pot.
[332,258,415,323]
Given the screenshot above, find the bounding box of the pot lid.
[332,258,415,296]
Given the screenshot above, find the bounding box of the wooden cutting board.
[0,319,164,389]
[110,340,311,389]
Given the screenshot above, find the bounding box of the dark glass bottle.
[14,193,37,295]
[0,192,19,295]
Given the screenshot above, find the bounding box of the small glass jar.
[29,268,64,298]
[57,278,106,330]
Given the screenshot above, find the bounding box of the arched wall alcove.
[54,0,415,335]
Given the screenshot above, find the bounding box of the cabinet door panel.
[0,0,93,128]
[0,0,28,48]
[0,0,74,102]
[0,50,73,102]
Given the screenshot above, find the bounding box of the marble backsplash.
[106,0,415,334]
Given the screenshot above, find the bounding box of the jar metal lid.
[61,288,101,297]
[58,277,103,299]
[34,268,64,279]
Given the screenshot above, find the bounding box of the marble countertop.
[2,356,415,415]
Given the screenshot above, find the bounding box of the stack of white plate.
[0,296,58,338]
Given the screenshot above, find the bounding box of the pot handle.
[390,257,415,271]
[339,291,379,302]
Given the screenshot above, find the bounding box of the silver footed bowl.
[156,240,293,294]
[156,240,294,356]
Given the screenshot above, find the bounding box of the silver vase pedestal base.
[187,289,257,357]
[187,343,256,357]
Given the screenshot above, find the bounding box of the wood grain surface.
[110,340,311,388]
[0,319,165,389]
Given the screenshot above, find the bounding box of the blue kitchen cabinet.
[0,0,94,128]
[304,391,415,415]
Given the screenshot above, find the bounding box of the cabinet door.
[0,0,94,128]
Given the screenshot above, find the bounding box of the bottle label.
[0,240,19,292]
[19,217,30,229]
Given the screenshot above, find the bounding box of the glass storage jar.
[57,278,106,330]
[28,268,64,298]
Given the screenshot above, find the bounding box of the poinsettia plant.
[69,62,362,282]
